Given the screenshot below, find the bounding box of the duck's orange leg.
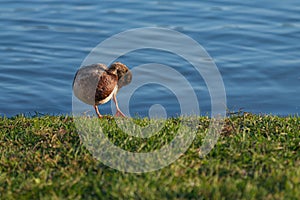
[94,105,103,118]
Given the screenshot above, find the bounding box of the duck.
[73,62,132,118]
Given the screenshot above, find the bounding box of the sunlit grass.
[0,113,299,199]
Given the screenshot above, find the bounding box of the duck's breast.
[95,72,118,104]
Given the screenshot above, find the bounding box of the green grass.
[0,113,299,199]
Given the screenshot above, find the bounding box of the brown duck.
[73,62,132,118]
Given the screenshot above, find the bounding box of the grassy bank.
[0,113,299,199]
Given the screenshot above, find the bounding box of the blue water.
[1,0,300,117]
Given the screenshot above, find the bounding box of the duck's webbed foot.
[115,109,126,117]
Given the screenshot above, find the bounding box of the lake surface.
[1,0,299,117]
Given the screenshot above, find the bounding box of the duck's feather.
[73,62,131,106]
[73,63,117,105]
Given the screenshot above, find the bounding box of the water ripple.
[0,0,299,116]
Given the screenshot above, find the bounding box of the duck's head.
[108,62,132,88]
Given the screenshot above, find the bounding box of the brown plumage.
[73,62,132,118]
